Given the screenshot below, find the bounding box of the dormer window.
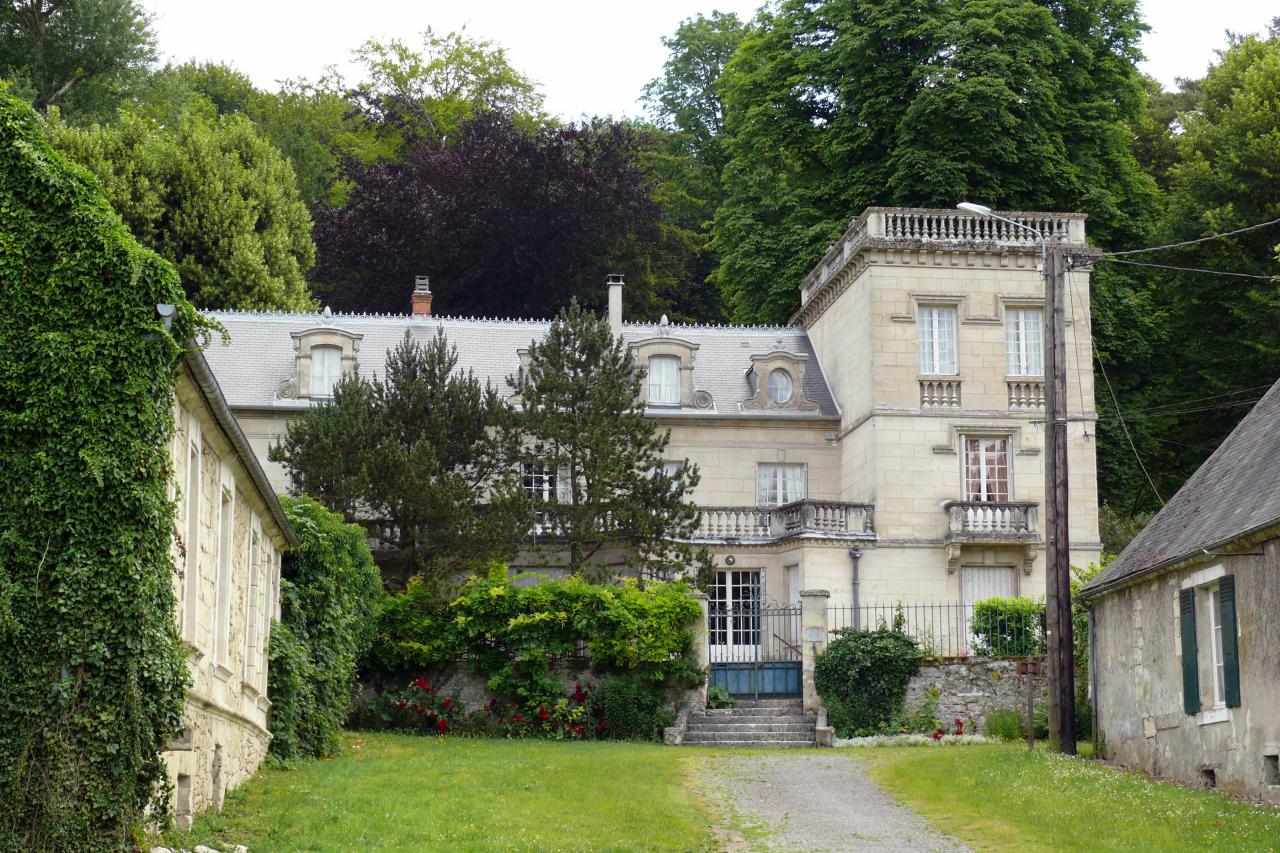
[310,345,342,399]
[767,369,794,405]
[649,355,680,405]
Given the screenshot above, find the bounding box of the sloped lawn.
[166,733,713,852]
[863,743,1280,851]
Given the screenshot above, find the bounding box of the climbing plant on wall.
[0,89,197,849]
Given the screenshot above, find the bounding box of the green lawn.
[863,743,1280,852]
[166,733,714,852]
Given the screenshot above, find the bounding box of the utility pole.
[1043,247,1076,755]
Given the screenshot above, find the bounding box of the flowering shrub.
[930,717,972,740]
[391,677,611,740]
[390,676,469,735]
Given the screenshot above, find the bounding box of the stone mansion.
[203,206,1103,618]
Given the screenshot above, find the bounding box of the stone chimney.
[411,275,432,317]
[606,273,624,337]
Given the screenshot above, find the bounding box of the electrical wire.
[1095,398,1263,421]
[1096,258,1275,280]
[1098,217,1280,257]
[1068,274,1165,506]
[1100,384,1273,418]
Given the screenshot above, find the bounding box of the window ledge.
[1197,706,1232,726]
[212,663,234,681]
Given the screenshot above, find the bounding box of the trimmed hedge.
[969,596,1044,656]
[0,89,197,848]
[267,496,381,761]
[814,627,923,737]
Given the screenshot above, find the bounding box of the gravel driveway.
[699,751,970,853]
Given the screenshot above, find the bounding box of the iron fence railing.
[826,600,1045,659]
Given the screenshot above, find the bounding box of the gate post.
[690,590,709,709]
[800,589,830,713]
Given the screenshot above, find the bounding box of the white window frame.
[756,463,806,507]
[309,345,342,399]
[648,355,680,405]
[213,483,235,667]
[182,425,202,644]
[1208,585,1226,709]
[918,305,958,375]
[963,437,1011,503]
[243,529,261,687]
[708,569,762,662]
[1006,307,1044,376]
[524,463,572,503]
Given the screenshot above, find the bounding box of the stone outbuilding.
[165,349,298,827]
[1080,378,1280,803]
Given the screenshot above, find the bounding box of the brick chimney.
[606,273,624,337]
[411,275,432,317]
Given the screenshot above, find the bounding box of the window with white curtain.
[1006,308,1043,376]
[648,355,680,404]
[767,369,794,404]
[756,463,806,506]
[523,463,572,502]
[963,437,1010,502]
[310,345,342,398]
[917,306,958,375]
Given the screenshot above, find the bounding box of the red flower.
[396,699,407,710]
[932,730,943,740]
[436,718,448,732]
[514,714,524,723]
[442,698,454,708]
[954,718,963,727]
[538,705,549,721]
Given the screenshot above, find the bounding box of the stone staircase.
[682,698,816,748]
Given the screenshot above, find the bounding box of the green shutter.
[1180,588,1200,715]
[1219,575,1241,708]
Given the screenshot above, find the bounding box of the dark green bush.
[984,707,1025,741]
[814,627,923,736]
[0,89,197,848]
[969,597,1044,656]
[599,675,672,741]
[267,496,382,761]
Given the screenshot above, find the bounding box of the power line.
[1103,384,1273,418]
[1097,257,1276,280]
[1096,398,1263,421]
[1099,217,1280,257]
[1068,274,1164,506]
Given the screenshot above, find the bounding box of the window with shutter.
[1218,575,1241,708]
[1179,587,1200,715]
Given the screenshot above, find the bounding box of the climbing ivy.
[0,89,197,849]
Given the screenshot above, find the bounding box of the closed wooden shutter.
[1179,588,1199,715]
[1219,575,1241,708]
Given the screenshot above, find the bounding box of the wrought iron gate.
[707,571,802,698]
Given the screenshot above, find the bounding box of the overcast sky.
[146,0,1276,121]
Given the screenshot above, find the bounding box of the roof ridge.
[203,309,802,333]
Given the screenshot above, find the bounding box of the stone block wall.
[905,658,1047,729]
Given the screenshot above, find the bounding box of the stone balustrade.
[694,500,875,544]
[920,378,962,407]
[945,500,1039,537]
[1007,379,1046,410]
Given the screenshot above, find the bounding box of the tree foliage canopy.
[0,0,155,118]
[50,107,317,311]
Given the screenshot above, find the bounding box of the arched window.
[310,345,342,398]
[767,369,793,405]
[648,355,680,405]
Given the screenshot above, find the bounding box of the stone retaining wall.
[905,658,1047,729]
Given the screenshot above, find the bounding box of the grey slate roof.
[1080,377,1280,599]
[201,309,840,419]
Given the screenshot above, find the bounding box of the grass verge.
[163,732,714,852]
[862,742,1280,851]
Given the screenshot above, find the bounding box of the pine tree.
[271,330,528,591]
[515,301,710,580]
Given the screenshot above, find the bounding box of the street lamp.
[957,201,1076,755]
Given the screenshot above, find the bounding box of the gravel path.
[701,751,971,853]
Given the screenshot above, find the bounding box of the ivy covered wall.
[0,89,198,849]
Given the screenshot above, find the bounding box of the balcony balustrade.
[1007,379,1046,410]
[694,500,875,544]
[942,500,1040,571]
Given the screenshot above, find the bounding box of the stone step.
[684,739,814,748]
[728,698,804,709]
[687,720,816,733]
[701,706,810,718]
[684,729,815,744]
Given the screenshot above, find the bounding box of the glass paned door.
[709,570,761,662]
[964,437,1010,502]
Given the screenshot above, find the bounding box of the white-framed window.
[918,305,957,375]
[964,437,1010,502]
[310,345,342,398]
[648,355,680,404]
[659,460,686,493]
[767,369,793,405]
[182,437,201,642]
[243,531,260,686]
[523,463,572,503]
[756,463,806,506]
[1209,585,1226,709]
[213,486,234,666]
[1006,308,1043,376]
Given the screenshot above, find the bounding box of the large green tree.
[50,107,316,310]
[271,331,529,591]
[712,0,1158,324]
[0,0,155,118]
[515,301,709,580]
